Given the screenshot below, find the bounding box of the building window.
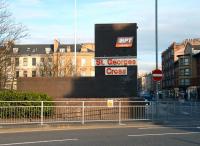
[60,70,65,77]
[184,58,189,65]
[180,68,190,76]
[184,68,190,76]
[13,48,19,53]
[48,71,52,77]
[59,48,65,53]
[45,48,51,54]
[7,58,11,66]
[81,71,86,76]
[15,58,19,66]
[41,58,44,63]
[91,71,95,76]
[60,59,65,66]
[16,71,19,78]
[23,71,27,77]
[48,58,52,63]
[32,71,36,77]
[40,71,44,77]
[32,58,36,66]
[23,58,28,66]
[179,79,190,86]
[91,58,95,66]
[185,79,190,85]
[72,59,75,66]
[81,58,86,66]
[180,69,184,76]
[180,79,184,86]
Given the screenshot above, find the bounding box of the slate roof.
[193,45,200,50]
[12,44,83,55]
[13,44,54,55]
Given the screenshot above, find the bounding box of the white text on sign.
[115,37,133,48]
[105,67,127,75]
[95,58,137,66]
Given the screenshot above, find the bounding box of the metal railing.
[154,101,200,124]
[0,101,152,125]
[1,100,199,125]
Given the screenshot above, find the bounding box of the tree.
[37,55,55,77]
[0,0,28,89]
[37,53,76,77]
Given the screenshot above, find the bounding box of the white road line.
[139,127,200,130]
[128,132,200,137]
[0,138,79,146]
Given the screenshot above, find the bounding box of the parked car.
[139,91,153,101]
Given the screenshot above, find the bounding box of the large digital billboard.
[95,23,138,97]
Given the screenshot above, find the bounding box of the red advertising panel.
[115,37,134,48]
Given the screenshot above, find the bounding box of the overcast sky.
[8,0,200,73]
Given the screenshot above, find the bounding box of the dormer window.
[32,48,37,53]
[67,46,71,52]
[45,48,51,54]
[59,48,65,53]
[13,48,18,53]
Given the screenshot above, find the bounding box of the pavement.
[0,122,200,146]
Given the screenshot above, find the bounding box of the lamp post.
[155,0,158,70]
[74,0,77,75]
[155,0,159,120]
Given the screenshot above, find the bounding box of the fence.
[0,100,199,125]
[153,101,200,125]
[0,101,152,125]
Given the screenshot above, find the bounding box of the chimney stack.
[54,39,60,52]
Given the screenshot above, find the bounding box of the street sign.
[107,100,114,107]
[95,57,137,66]
[105,67,127,76]
[152,69,163,81]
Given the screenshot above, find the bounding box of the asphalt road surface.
[0,126,200,146]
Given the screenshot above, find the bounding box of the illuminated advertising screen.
[95,23,138,97]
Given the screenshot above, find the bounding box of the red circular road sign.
[152,69,163,81]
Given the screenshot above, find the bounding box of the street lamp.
[155,0,158,70]
[155,0,159,100]
[74,0,77,76]
[155,0,159,120]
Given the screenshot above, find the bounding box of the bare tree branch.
[0,0,28,89]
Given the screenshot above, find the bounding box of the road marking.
[128,132,200,137]
[0,138,79,146]
[139,126,200,130]
[0,125,154,134]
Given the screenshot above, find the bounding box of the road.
[0,126,200,146]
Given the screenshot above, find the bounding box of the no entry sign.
[152,69,163,81]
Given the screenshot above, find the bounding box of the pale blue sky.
[8,0,200,73]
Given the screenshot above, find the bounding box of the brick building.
[162,39,200,100]
[162,42,185,98]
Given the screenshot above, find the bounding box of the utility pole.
[74,0,77,76]
[155,0,158,70]
[155,0,159,120]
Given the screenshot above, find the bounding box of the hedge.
[0,90,53,118]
